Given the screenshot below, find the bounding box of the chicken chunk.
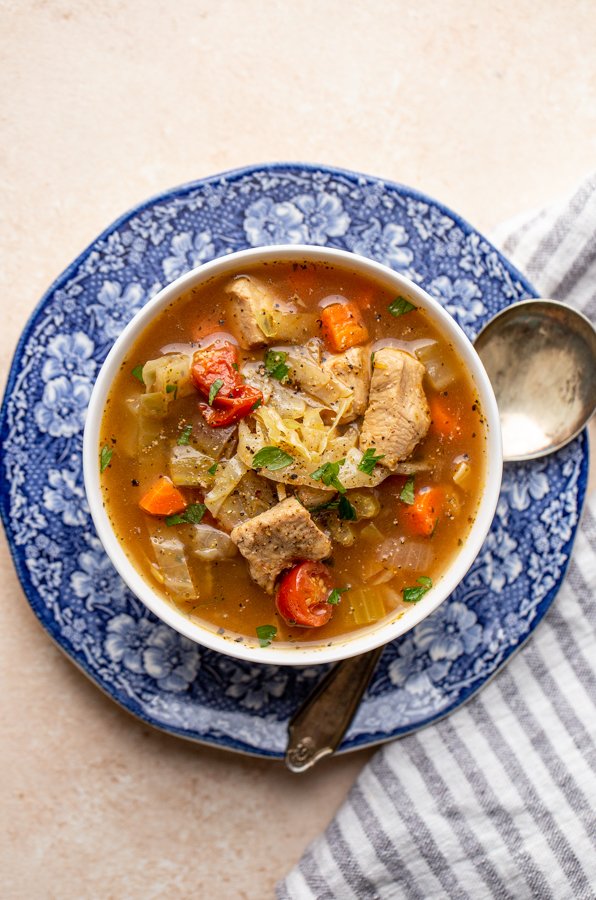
[321,345,371,423]
[225,276,272,349]
[230,498,332,593]
[359,347,430,469]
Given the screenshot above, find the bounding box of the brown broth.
[99,259,488,646]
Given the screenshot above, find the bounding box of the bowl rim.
[83,244,503,666]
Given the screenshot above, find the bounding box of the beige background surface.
[1,2,595,898]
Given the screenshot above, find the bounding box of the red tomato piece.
[276,560,334,628]
[191,340,239,398]
[199,387,262,427]
[191,338,263,426]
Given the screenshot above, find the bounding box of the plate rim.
[0,161,589,759]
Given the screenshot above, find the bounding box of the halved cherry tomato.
[276,560,334,628]
[191,339,263,427]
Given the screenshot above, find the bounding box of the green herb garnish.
[400,476,415,505]
[327,586,348,605]
[252,398,262,410]
[131,365,144,384]
[389,296,416,317]
[309,496,340,514]
[310,459,346,493]
[338,495,357,521]
[208,378,224,406]
[207,462,218,475]
[264,350,290,382]
[357,447,385,475]
[370,351,376,368]
[403,576,433,603]
[252,446,294,471]
[165,503,206,527]
[177,424,193,446]
[256,624,277,647]
[166,383,178,400]
[100,445,113,473]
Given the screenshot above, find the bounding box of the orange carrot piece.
[139,476,187,516]
[321,302,369,353]
[428,395,460,438]
[403,486,444,537]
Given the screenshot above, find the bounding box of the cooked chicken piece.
[230,498,332,593]
[225,276,272,349]
[359,347,430,469]
[321,345,371,423]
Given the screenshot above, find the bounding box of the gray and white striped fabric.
[278,175,596,900]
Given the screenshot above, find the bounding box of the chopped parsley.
[256,624,277,647]
[251,398,262,410]
[131,364,144,384]
[99,445,113,472]
[388,296,416,317]
[370,351,376,368]
[357,447,385,475]
[207,462,218,475]
[327,586,348,605]
[264,350,290,382]
[208,378,224,406]
[403,576,433,603]
[338,494,357,521]
[252,446,294,471]
[400,476,415,505]
[165,503,206,527]
[177,424,193,445]
[310,459,346,493]
[165,383,178,399]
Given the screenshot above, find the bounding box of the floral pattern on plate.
[0,163,588,758]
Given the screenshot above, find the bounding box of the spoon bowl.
[474,300,596,461]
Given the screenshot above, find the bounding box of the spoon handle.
[285,647,383,773]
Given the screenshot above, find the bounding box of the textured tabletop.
[1,2,595,897]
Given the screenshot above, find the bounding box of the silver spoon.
[285,299,596,772]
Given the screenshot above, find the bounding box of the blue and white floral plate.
[0,163,588,758]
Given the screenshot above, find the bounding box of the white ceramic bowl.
[83,245,502,666]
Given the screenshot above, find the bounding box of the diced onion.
[375,538,434,572]
[453,454,472,488]
[415,342,458,391]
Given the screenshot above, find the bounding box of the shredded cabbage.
[188,524,237,561]
[142,353,194,400]
[169,446,216,488]
[203,456,248,516]
[147,523,195,599]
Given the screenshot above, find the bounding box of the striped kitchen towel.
[278,174,596,900]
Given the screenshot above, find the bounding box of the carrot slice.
[139,476,187,516]
[428,395,460,438]
[403,486,444,537]
[321,302,369,352]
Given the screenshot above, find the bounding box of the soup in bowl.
[83,246,501,666]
